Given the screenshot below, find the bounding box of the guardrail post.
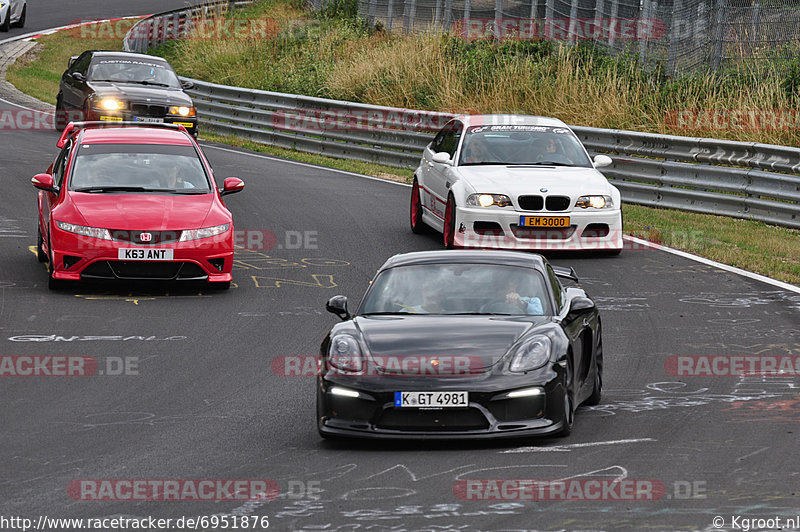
[711,0,727,70]
[608,0,618,47]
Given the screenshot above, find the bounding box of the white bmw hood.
[455,166,615,197]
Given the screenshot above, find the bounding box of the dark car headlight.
[328,334,363,373]
[508,335,551,372]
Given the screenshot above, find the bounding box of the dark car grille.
[518,195,544,210]
[110,230,182,245]
[511,225,577,240]
[376,408,489,431]
[517,195,571,211]
[131,104,168,118]
[81,261,207,281]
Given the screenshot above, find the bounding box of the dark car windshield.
[359,264,552,316]
[69,144,211,193]
[458,125,592,168]
[88,58,181,88]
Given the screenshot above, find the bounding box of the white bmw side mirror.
[593,154,613,168]
[432,152,452,164]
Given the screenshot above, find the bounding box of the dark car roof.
[379,250,547,271]
[89,51,170,63]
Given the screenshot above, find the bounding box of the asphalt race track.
[1,7,800,532]
[0,0,210,40]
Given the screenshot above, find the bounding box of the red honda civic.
[32,122,244,290]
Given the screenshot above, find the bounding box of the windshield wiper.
[460,161,510,166]
[448,312,515,316]
[125,80,171,87]
[73,186,152,193]
[522,161,574,167]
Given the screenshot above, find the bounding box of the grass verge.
[5,10,799,285]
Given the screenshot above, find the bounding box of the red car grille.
[110,230,182,245]
[81,261,206,281]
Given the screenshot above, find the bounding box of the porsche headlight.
[508,335,552,372]
[178,223,229,241]
[169,106,196,117]
[328,334,363,373]
[56,221,112,240]
[575,195,613,209]
[466,193,513,208]
[96,98,125,111]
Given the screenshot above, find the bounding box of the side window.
[546,265,564,311]
[71,53,92,76]
[430,121,463,157]
[52,141,73,187]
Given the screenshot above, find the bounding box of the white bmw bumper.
[453,205,623,251]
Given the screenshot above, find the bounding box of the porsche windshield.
[70,144,211,193]
[458,125,592,167]
[359,264,552,316]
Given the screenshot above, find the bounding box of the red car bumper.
[49,226,234,283]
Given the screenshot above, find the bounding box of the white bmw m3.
[0,0,26,31]
[411,115,623,254]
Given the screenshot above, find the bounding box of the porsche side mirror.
[569,296,595,313]
[593,154,612,168]
[432,152,452,164]
[326,295,350,320]
[220,177,244,196]
[32,173,58,194]
[181,80,195,90]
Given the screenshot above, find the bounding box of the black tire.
[443,194,457,249]
[55,95,67,131]
[0,10,10,32]
[556,359,574,437]
[584,325,603,406]
[13,5,25,28]
[410,178,429,234]
[36,226,47,263]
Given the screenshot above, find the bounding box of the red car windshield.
[69,143,211,194]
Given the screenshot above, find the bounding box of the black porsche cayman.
[317,250,603,440]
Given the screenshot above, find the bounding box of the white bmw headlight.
[179,223,229,241]
[575,195,613,209]
[56,221,111,240]
[466,193,513,208]
[328,334,363,373]
[508,335,552,372]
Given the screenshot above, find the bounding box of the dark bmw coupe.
[317,250,603,440]
[55,51,198,137]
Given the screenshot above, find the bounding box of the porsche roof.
[379,250,547,270]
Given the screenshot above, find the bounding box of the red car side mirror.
[221,177,244,196]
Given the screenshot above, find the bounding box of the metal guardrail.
[123,1,253,54]
[124,5,800,229]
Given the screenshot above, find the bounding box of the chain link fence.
[304,0,800,74]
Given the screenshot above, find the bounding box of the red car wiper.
[73,186,151,193]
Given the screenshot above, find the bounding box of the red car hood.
[69,192,215,230]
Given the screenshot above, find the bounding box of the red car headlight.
[56,221,112,240]
[178,223,230,242]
